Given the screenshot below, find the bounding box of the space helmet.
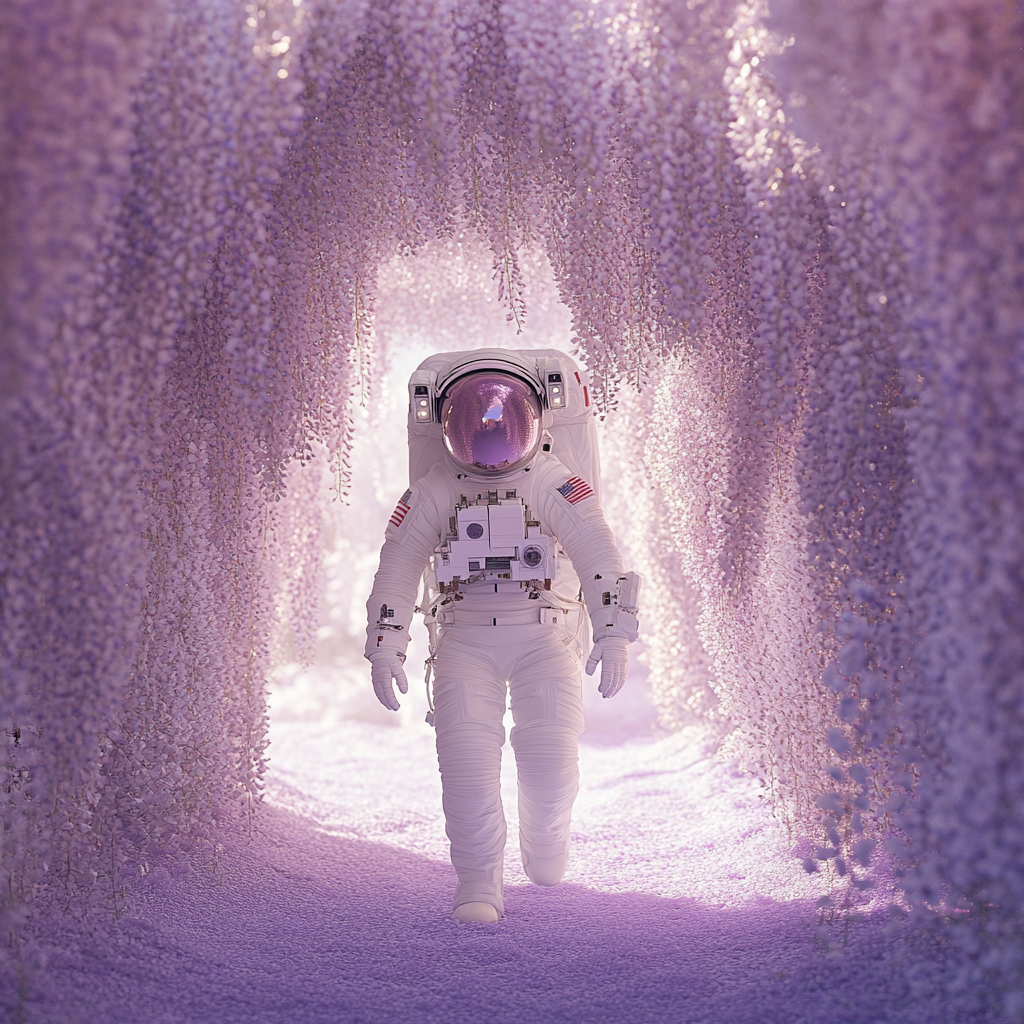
[440,371,542,475]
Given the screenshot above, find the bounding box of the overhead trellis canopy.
[1,0,1021,1004]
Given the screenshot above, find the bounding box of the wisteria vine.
[2,0,1021,1012]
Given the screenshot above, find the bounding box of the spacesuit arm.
[364,474,447,662]
[538,466,641,643]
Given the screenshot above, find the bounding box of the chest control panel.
[434,491,557,588]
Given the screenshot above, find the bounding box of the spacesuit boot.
[452,862,503,923]
[453,899,501,924]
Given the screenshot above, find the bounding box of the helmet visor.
[441,372,542,475]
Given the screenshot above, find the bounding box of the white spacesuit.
[365,349,640,924]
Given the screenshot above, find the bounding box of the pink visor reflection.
[441,373,542,474]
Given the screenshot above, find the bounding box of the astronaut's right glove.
[585,635,629,699]
[369,651,409,711]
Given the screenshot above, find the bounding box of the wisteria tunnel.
[1,0,1022,1021]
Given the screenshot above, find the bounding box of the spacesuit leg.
[431,629,508,915]
[508,633,585,887]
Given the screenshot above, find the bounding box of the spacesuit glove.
[585,635,629,699]
[369,652,408,711]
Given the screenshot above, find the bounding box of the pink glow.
[1,0,1021,1017]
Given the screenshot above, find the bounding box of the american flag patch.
[389,489,413,529]
[556,476,594,505]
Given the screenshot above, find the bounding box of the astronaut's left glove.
[585,635,629,699]
[369,651,409,711]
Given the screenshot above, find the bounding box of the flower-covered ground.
[20,671,967,1024]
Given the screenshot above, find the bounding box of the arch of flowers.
[2,0,1021,1004]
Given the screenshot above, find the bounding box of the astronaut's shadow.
[35,801,949,1024]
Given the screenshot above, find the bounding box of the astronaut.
[365,349,640,924]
